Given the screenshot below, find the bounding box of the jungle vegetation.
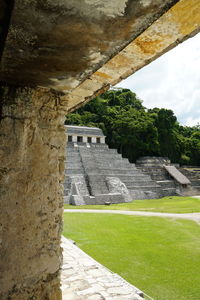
[65,88,200,166]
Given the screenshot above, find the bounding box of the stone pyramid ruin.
[136,156,200,196]
[64,126,199,205]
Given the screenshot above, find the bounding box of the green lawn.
[63,213,200,300]
[64,196,200,213]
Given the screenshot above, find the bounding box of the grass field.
[63,213,200,300]
[64,196,200,213]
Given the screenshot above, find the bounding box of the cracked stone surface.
[61,236,143,300]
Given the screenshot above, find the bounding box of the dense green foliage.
[66,88,200,165]
[63,213,200,300]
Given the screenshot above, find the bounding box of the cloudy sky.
[116,32,200,127]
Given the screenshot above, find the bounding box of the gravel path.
[64,209,200,223]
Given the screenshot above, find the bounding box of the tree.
[65,89,200,166]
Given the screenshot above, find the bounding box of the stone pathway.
[61,236,145,300]
[64,209,200,223]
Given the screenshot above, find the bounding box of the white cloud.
[116,33,200,126]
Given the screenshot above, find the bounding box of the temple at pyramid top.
[66,125,105,144]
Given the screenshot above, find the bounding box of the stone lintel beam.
[64,0,200,113]
[0,0,179,89]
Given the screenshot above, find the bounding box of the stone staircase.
[90,144,164,198]
[64,143,164,204]
[136,157,178,196]
[136,156,200,196]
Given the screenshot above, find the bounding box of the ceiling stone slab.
[0,0,178,88]
[63,0,200,113]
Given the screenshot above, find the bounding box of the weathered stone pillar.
[83,136,87,143]
[0,86,66,299]
[72,135,77,142]
[100,137,105,144]
[91,137,96,143]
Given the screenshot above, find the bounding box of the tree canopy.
[65,88,200,166]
